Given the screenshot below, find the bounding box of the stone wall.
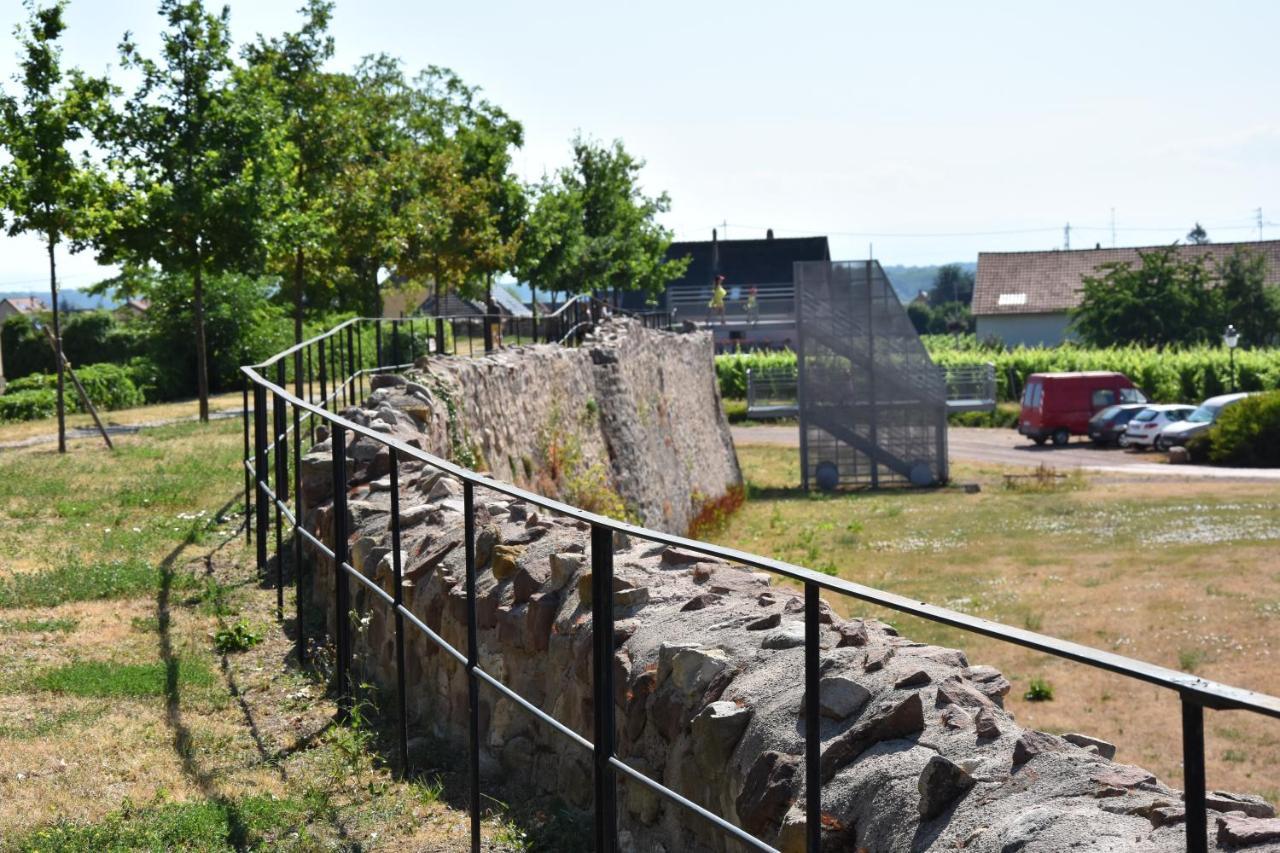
[395,319,741,536]
[296,323,1280,852]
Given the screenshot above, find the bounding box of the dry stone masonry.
[297,320,1279,852]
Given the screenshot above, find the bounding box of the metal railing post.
[591,522,617,852]
[330,421,351,721]
[318,338,328,414]
[356,324,365,400]
[347,325,357,406]
[805,583,821,853]
[376,319,383,369]
[274,361,288,620]
[393,319,402,366]
[1181,697,1208,853]
[242,375,251,543]
[306,344,316,445]
[408,319,416,362]
[390,449,409,775]
[253,384,269,576]
[293,349,305,664]
[464,480,482,852]
[435,316,444,357]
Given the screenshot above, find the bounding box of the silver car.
[1155,393,1251,450]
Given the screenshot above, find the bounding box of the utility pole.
[1258,208,1265,241]
[1064,222,1071,250]
[1110,208,1117,247]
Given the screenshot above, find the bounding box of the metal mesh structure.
[796,260,949,489]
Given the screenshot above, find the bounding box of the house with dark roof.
[972,240,1280,347]
[622,231,831,350]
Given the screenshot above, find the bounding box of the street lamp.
[1223,324,1239,392]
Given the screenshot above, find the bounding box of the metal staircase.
[795,260,949,489]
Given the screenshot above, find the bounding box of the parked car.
[1087,403,1148,445]
[1154,392,1252,451]
[1121,405,1196,449]
[1019,372,1147,446]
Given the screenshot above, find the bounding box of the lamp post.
[1223,324,1239,392]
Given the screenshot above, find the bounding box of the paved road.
[731,424,1280,481]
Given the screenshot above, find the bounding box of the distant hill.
[0,288,119,312]
[882,262,976,303]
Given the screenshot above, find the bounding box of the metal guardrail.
[243,311,1278,853]
[745,362,999,419]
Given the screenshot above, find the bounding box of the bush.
[1205,391,1280,468]
[0,388,57,422]
[3,362,146,415]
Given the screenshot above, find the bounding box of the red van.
[1018,372,1147,446]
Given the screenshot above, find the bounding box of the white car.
[1121,405,1196,449]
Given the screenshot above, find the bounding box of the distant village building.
[622,230,832,350]
[0,295,47,324]
[972,240,1280,347]
[115,297,150,320]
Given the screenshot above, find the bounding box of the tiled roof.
[972,240,1280,316]
[0,296,47,313]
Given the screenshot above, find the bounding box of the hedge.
[1203,391,1280,468]
[1,362,146,421]
[715,343,1280,405]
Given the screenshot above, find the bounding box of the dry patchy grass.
[717,444,1280,799]
[0,418,531,850]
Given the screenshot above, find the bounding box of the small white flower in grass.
[103,528,111,533]
[132,527,141,533]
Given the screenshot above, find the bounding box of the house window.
[997,293,1027,306]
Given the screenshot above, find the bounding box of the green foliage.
[1204,391,1280,468]
[1071,245,1279,348]
[713,349,797,399]
[0,387,56,422]
[713,342,1280,407]
[1024,677,1054,702]
[518,135,688,301]
[213,619,263,653]
[5,361,146,414]
[31,658,214,697]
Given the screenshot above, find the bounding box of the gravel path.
[0,409,245,451]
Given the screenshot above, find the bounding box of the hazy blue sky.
[2,0,1278,292]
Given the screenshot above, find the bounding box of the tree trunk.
[293,246,305,345]
[193,253,210,423]
[294,246,306,402]
[47,235,66,453]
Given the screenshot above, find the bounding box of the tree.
[99,0,269,421]
[243,0,347,345]
[929,263,975,305]
[0,1,112,451]
[520,136,687,303]
[1187,222,1210,245]
[1071,245,1218,347]
[1216,248,1279,347]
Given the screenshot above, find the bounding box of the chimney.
[712,228,717,243]
[767,229,774,240]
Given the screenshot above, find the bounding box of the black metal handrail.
[242,311,1276,853]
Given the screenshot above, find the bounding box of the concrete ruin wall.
[297,323,1280,853]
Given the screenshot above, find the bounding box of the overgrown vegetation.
[1200,390,1280,468]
